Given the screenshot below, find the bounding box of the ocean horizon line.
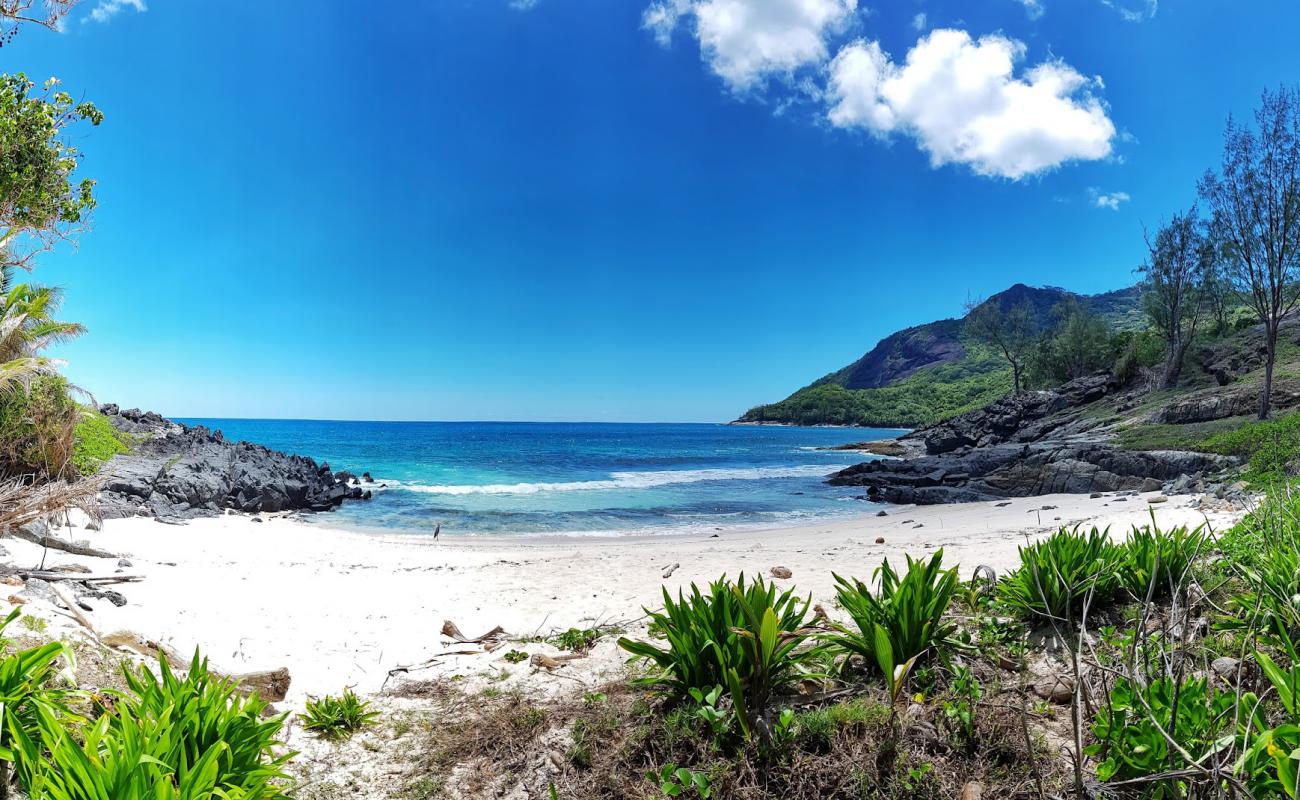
[168,415,911,429]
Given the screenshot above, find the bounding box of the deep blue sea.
[174,420,904,536]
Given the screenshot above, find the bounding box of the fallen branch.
[661,562,680,579]
[17,570,142,584]
[441,620,507,651]
[99,631,291,701]
[49,582,97,638]
[100,630,186,666]
[382,648,482,690]
[9,526,119,559]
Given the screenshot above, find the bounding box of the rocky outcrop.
[912,372,1120,455]
[97,405,368,521]
[828,441,1235,505]
[1193,312,1300,386]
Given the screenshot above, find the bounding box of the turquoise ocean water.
[176,420,902,536]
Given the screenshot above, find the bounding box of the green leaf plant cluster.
[0,608,295,799]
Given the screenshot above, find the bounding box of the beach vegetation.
[551,626,602,652]
[1203,409,1300,484]
[618,574,818,740]
[0,374,77,479]
[302,687,379,740]
[70,407,130,475]
[0,620,292,800]
[997,526,1124,621]
[1118,520,1209,599]
[825,551,961,682]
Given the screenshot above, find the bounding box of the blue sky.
[4,0,1298,422]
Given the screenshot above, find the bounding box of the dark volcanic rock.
[912,372,1119,455]
[98,407,367,521]
[1152,387,1300,423]
[829,442,1234,505]
[1194,314,1299,385]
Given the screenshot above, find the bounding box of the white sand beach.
[5,491,1245,706]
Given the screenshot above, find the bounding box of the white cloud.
[825,29,1115,179]
[87,0,146,23]
[1091,189,1130,210]
[641,0,858,93]
[1101,0,1157,22]
[509,0,539,8]
[1015,0,1045,20]
[911,12,927,31]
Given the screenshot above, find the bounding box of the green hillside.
[737,283,1141,428]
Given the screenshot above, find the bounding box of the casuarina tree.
[1139,208,1211,389]
[1199,86,1300,419]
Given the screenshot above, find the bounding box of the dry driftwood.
[441,620,506,651]
[9,526,119,559]
[17,570,141,584]
[49,582,98,635]
[0,478,102,536]
[101,629,186,664]
[99,630,290,701]
[229,668,291,702]
[661,562,680,579]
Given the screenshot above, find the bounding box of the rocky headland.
[96,405,372,521]
[827,372,1241,504]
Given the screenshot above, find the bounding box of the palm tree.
[0,265,84,394]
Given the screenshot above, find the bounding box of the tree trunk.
[1162,335,1182,389]
[1012,363,1022,394]
[1260,322,1278,420]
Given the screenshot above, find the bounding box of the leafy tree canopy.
[0,73,102,268]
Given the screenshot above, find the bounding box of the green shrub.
[1239,640,1300,797]
[0,608,76,790]
[998,526,1123,621]
[1204,411,1300,484]
[3,648,292,799]
[28,701,269,800]
[551,627,600,652]
[120,653,293,795]
[618,574,817,740]
[71,408,129,475]
[825,551,960,687]
[1119,521,1209,599]
[302,688,379,740]
[0,374,78,479]
[1088,676,1233,795]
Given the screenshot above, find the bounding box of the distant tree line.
[967,86,1300,420]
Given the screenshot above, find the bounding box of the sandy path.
[6,490,1242,703]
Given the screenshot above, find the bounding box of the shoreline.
[9,490,1247,706]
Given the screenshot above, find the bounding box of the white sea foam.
[398,465,836,496]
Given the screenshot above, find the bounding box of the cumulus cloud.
[1091,189,1130,210]
[87,0,145,23]
[911,12,927,31]
[825,29,1115,179]
[641,0,858,93]
[1101,0,1157,22]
